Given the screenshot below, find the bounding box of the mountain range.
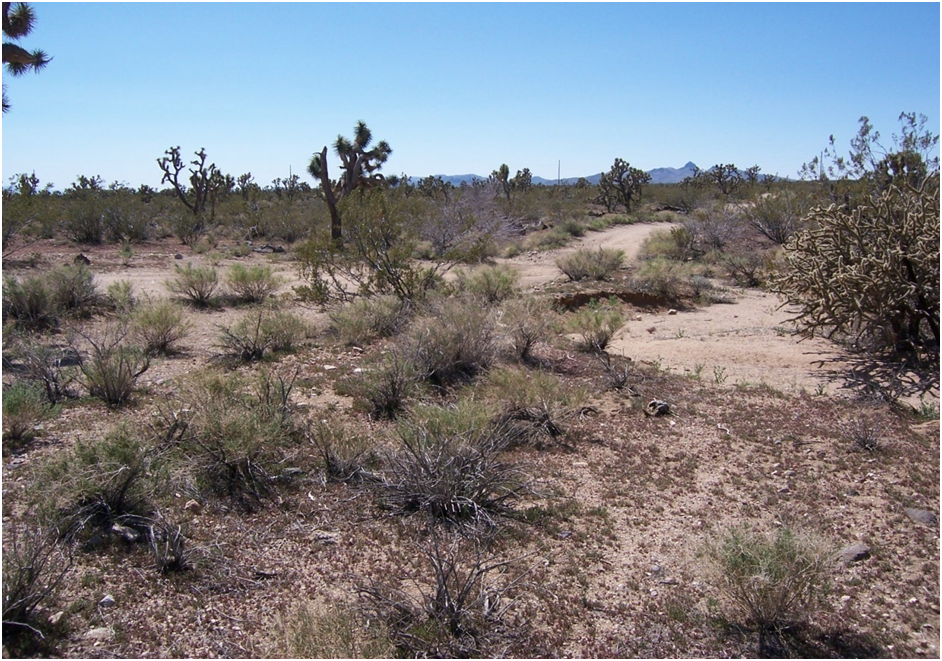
[428,162,699,187]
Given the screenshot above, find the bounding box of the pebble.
[85,627,114,641]
[99,594,116,609]
[668,309,678,315]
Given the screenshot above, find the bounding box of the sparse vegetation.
[556,247,624,282]
[165,262,219,307]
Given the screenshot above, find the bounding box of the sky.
[1,2,939,191]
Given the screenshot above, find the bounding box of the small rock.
[323,365,338,371]
[174,253,184,260]
[667,309,678,315]
[905,508,938,526]
[74,253,91,265]
[836,542,871,564]
[557,530,573,540]
[111,523,140,543]
[651,564,662,573]
[183,499,202,514]
[660,577,677,585]
[646,326,656,334]
[310,530,340,545]
[85,627,114,641]
[635,315,643,321]
[49,611,65,626]
[99,594,116,609]
[645,399,670,416]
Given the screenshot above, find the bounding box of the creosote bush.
[131,298,191,355]
[2,524,73,649]
[74,325,150,407]
[384,399,526,525]
[329,294,409,346]
[165,262,219,308]
[454,264,520,304]
[2,382,60,449]
[500,296,558,363]
[170,369,302,509]
[2,274,58,331]
[225,263,283,303]
[556,247,624,282]
[566,298,625,353]
[48,263,100,317]
[32,423,157,540]
[217,308,307,361]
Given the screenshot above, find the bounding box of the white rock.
[99,594,116,609]
[85,626,114,641]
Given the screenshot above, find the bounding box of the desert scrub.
[131,298,191,355]
[500,296,558,363]
[171,369,302,509]
[405,296,499,388]
[638,226,695,262]
[12,340,78,405]
[484,366,583,449]
[310,419,380,484]
[74,324,150,407]
[48,263,100,317]
[106,279,136,314]
[165,262,219,307]
[31,423,158,539]
[2,274,58,331]
[272,601,394,659]
[555,247,625,282]
[566,298,625,353]
[339,347,422,420]
[225,263,283,303]
[454,264,520,305]
[628,257,689,299]
[2,382,60,449]
[329,294,408,346]
[384,399,526,525]
[2,524,73,651]
[705,526,830,633]
[217,307,307,361]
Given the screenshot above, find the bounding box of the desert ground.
[2,221,939,658]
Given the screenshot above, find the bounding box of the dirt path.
[503,223,938,407]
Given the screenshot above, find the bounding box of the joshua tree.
[157,146,231,241]
[2,2,51,112]
[491,164,511,200]
[308,120,392,243]
[596,158,651,213]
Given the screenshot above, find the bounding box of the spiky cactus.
[3,2,51,112]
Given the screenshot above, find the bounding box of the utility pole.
[557,160,560,186]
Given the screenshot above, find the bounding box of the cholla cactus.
[772,172,939,355]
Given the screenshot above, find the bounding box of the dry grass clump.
[225,263,283,303]
[329,294,409,346]
[339,347,423,420]
[272,601,395,659]
[73,324,150,407]
[500,296,558,364]
[704,526,831,634]
[217,307,307,361]
[309,418,381,484]
[454,264,520,304]
[556,247,624,281]
[2,382,60,450]
[566,298,625,353]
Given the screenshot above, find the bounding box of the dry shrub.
[74,324,150,407]
[309,419,380,484]
[705,526,830,633]
[165,262,219,307]
[500,296,558,363]
[2,274,58,331]
[566,298,625,353]
[273,601,394,659]
[329,294,409,346]
[555,247,624,282]
[225,263,283,303]
[454,264,520,304]
[2,382,59,449]
[131,298,191,355]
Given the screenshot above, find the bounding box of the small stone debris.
[557,530,573,540]
[183,499,202,515]
[645,399,670,417]
[85,627,114,641]
[99,594,116,609]
[252,243,286,253]
[668,309,678,315]
[836,542,871,564]
[74,253,91,265]
[310,530,341,545]
[904,508,938,526]
[635,315,643,321]
[323,365,338,371]
[49,611,65,626]
[174,253,184,260]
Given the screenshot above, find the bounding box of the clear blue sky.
[2,2,939,190]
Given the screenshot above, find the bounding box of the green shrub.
[63,198,104,244]
[310,419,380,484]
[33,423,156,538]
[629,258,687,299]
[262,309,308,353]
[165,262,219,308]
[485,367,582,448]
[566,299,625,353]
[638,226,694,262]
[454,264,520,305]
[2,382,60,448]
[329,295,409,346]
[342,348,422,420]
[385,399,526,524]
[225,264,283,303]
[48,263,100,317]
[705,526,830,633]
[501,296,558,363]
[173,370,301,509]
[407,297,498,387]
[273,601,394,659]
[556,247,624,282]
[2,274,58,331]
[131,299,191,355]
[75,325,150,407]
[217,308,306,361]
[106,279,136,314]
